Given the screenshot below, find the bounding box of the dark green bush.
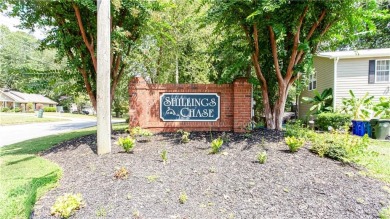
[1,107,10,112]
[285,120,306,137]
[14,107,21,112]
[316,112,351,131]
[44,107,57,112]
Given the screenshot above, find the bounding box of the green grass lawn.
[0,113,69,125]
[0,123,127,219]
[353,140,390,219]
[355,140,390,184]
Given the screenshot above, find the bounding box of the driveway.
[0,118,125,147]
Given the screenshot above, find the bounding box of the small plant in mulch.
[210,137,223,154]
[179,192,188,204]
[50,193,85,218]
[256,151,267,164]
[130,126,153,142]
[177,129,190,143]
[244,132,252,139]
[285,136,305,153]
[220,132,230,143]
[161,149,168,164]
[146,175,159,183]
[126,193,132,200]
[117,136,135,153]
[96,206,107,217]
[132,209,141,218]
[259,136,266,147]
[114,167,129,179]
[208,166,217,173]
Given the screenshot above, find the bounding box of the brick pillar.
[233,78,252,132]
[128,77,148,129]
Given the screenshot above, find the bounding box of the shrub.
[257,151,267,164]
[285,136,305,153]
[177,130,190,143]
[130,126,153,141]
[373,96,390,119]
[44,107,56,112]
[340,90,374,120]
[210,137,223,154]
[310,136,330,157]
[50,193,84,218]
[285,120,307,138]
[179,192,188,204]
[114,167,129,179]
[310,132,369,162]
[117,136,136,153]
[285,120,317,141]
[130,127,152,137]
[1,107,10,112]
[316,112,351,131]
[14,107,21,112]
[301,88,333,114]
[26,102,34,112]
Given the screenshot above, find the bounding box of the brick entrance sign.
[128,77,252,132]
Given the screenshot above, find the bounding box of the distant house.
[299,48,390,118]
[0,89,58,112]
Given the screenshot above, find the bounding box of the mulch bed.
[32,130,390,219]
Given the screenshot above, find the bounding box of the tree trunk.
[260,86,275,129]
[273,84,289,131]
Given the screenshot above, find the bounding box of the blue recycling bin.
[352,120,367,136]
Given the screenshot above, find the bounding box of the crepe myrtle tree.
[206,0,379,130]
[2,0,161,111]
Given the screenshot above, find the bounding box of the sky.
[0,12,46,39]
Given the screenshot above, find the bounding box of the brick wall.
[128,77,252,133]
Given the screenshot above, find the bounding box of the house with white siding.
[299,48,390,118]
[0,89,58,112]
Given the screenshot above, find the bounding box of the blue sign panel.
[160,93,220,121]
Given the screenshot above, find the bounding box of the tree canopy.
[2,0,160,110]
[1,0,387,128]
[205,0,382,129]
[0,25,69,97]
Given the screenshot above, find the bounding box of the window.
[376,60,390,83]
[308,73,317,91]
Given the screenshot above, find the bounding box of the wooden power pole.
[97,0,111,154]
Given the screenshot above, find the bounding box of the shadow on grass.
[8,171,61,218]
[0,130,97,157]
[0,124,128,219]
[5,156,35,166]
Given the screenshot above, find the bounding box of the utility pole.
[175,54,179,84]
[97,0,111,154]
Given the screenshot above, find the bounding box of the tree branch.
[268,26,284,85]
[285,5,308,83]
[313,20,336,54]
[242,24,267,86]
[306,9,326,41]
[73,4,97,72]
[295,9,327,65]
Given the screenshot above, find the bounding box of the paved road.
[0,118,124,147]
